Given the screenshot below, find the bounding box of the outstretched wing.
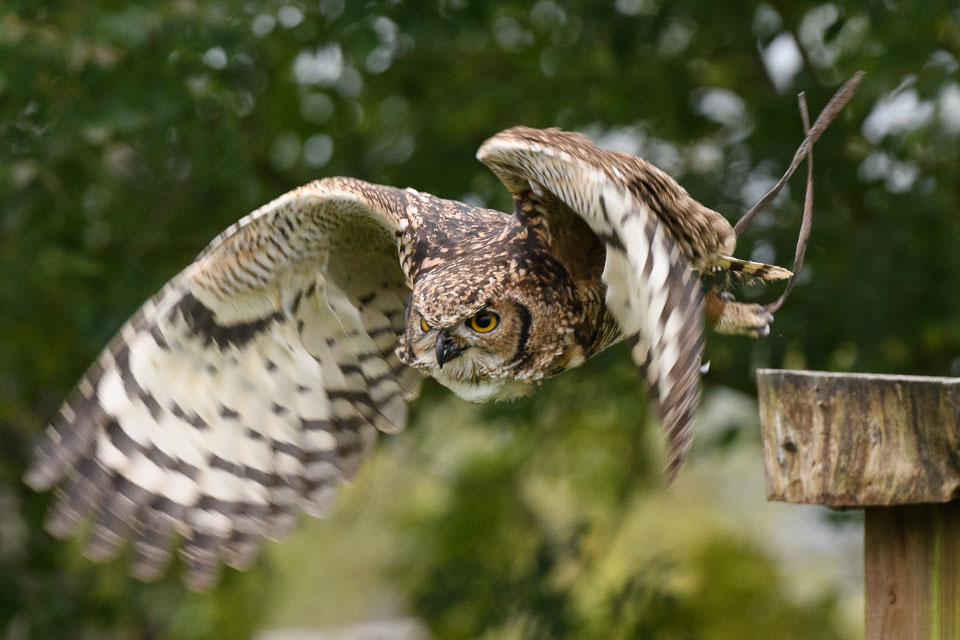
[26,177,422,590]
[478,127,734,480]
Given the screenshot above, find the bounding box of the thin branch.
[767,93,814,313]
[733,70,864,237]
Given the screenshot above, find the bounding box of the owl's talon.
[711,300,774,337]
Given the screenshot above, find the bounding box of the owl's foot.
[705,290,773,338]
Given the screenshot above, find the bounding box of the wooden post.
[756,369,960,640]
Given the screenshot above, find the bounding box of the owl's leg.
[704,289,773,338]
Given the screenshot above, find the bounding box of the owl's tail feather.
[711,256,792,281]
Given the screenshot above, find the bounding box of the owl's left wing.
[478,127,731,480]
[26,177,421,589]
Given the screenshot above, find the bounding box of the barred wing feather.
[26,178,421,590]
[478,127,705,480]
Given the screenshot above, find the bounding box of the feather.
[26,178,422,589]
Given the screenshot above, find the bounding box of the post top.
[756,368,960,506]
[758,368,960,386]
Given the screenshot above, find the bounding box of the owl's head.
[395,251,586,403]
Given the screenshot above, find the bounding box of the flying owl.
[26,126,791,589]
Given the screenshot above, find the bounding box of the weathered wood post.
[756,369,960,640]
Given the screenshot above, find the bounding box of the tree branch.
[767,92,814,313]
[733,71,864,237]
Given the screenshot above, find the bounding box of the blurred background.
[2,1,959,638]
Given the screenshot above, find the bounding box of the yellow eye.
[468,310,500,333]
[420,317,432,332]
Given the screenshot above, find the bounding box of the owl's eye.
[468,310,500,333]
[420,317,432,333]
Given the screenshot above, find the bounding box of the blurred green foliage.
[2,0,959,638]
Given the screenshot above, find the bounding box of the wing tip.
[664,461,682,485]
[372,392,407,434]
[45,503,84,540]
[25,417,96,491]
[23,462,55,492]
[662,445,690,485]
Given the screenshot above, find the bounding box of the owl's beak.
[435,331,466,368]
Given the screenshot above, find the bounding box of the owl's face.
[394,212,589,403]
[396,295,537,402]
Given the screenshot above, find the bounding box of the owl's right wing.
[26,177,422,590]
[478,127,724,481]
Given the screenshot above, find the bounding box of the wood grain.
[757,369,960,638]
[865,504,960,640]
[756,369,960,506]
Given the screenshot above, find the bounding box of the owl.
[26,126,791,590]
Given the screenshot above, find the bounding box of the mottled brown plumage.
[26,126,789,589]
